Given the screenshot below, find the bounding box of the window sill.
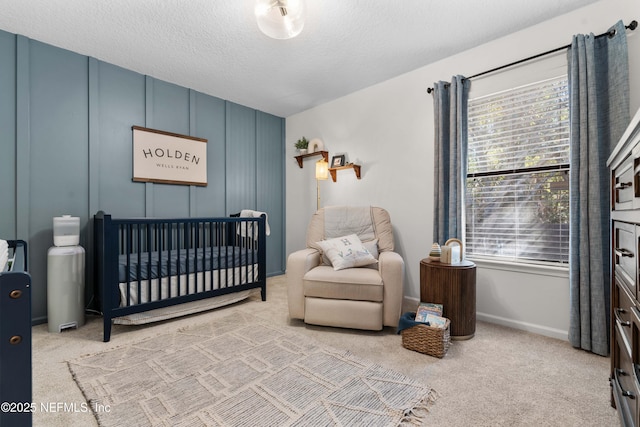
[468,256,569,279]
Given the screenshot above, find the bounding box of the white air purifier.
[47,216,85,333]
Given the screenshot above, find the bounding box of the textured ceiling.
[0,0,599,117]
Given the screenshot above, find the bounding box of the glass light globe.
[316,158,328,180]
[255,0,306,40]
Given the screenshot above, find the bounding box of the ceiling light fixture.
[255,0,306,40]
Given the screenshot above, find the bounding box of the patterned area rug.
[68,312,436,426]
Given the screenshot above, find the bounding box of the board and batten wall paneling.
[193,92,227,217]
[96,61,147,218]
[0,31,16,238]
[226,102,257,215]
[147,78,191,218]
[0,29,286,323]
[256,111,286,274]
[15,36,30,246]
[28,40,89,323]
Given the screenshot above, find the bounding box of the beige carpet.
[68,311,435,426]
[33,275,619,426]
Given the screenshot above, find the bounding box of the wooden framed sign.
[132,126,207,186]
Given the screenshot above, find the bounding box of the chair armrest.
[378,251,405,327]
[286,248,321,319]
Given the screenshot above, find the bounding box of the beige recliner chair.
[287,206,404,330]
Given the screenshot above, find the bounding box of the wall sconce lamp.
[315,158,328,210]
[255,0,306,40]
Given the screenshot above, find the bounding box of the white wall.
[285,0,640,340]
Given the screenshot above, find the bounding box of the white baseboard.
[476,312,568,342]
[402,296,568,342]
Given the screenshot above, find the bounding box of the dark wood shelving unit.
[328,164,361,182]
[294,150,328,168]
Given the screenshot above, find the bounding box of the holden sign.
[132,126,207,186]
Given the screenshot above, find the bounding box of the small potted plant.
[295,136,309,154]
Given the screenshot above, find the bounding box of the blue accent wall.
[0,31,286,324]
[0,31,16,237]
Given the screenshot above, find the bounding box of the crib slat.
[146,223,151,303]
[245,220,250,285]
[136,223,142,305]
[232,223,237,286]
[156,222,162,302]
[217,222,222,290]
[168,222,173,299]
[125,224,132,307]
[209,222,214,291]
[190,221,194,294]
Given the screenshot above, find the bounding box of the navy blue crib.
[94,212,266,342]
[0,240,31,427]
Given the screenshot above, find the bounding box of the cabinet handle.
[616,182,633,190]
[615,368,637,399]
[615,308,631,327]
[615,248,635,258]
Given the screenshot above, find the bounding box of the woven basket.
[401,318,451,358]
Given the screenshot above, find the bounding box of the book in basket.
[423,313,447,328]
[415,302,443,323]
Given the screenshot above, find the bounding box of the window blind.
[466,76,570,264]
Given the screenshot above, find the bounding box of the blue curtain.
[568,20,630,356]
[433,76,470,244]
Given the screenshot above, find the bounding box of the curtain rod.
[426,19,637,94]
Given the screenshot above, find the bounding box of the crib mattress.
[118,265,258,305]
[119,246,257,282]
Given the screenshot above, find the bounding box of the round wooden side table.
[420,258,476,340]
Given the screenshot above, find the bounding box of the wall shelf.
[294,150,328,168]
[328,164,361,182]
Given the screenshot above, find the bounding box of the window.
[465,76,569,264]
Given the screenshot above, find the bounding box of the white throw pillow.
[363,239,379,260]
[319,238,379,266]
[316,234,377,271]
